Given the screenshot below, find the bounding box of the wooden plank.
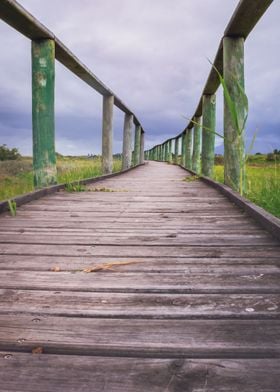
[0,316,279,358]
[0,290,279,319]
[0,270,278,294]
[1,243,279,258]
[0,232,276,246]
[0,255,279,273]
[1,354,279,392]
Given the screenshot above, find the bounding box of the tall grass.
[214,163,280,218]
[0,156,123,201]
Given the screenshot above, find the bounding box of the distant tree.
[0,144,21,161]
[255,152,262,155]
[273,149,280,155]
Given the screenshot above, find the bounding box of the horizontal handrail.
[0,0,142,126]
[150,0,273,146]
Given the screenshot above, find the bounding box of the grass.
[0,156,122,201]
[214,158,280,218]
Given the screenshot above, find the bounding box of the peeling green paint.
[185,130,193,169]
[192,116,202,173]
[174,138,179,164]
[201,94,216,178]
[32,39,57,188]
[133,125,141,165]
[223,37,245,192]
[181,132,186,167]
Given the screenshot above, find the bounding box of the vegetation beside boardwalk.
[214,154,280,218]
[0,154,122,201]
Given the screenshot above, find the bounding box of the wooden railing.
[145,0,273,193]
[0,0,145,188]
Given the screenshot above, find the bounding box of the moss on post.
[32,39,57,188]
[223,36,245,192]
[201,94,216,177]
[192,116,202,173]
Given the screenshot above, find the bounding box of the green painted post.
[134,125,141,165]
[140,132,145,163]
[174,138,179,164]
[102,95,114,174]
[192,116,202,173]
[32,39,57,188]
[223,36,245,192]
[185,129,193,169]
[181,131,186,167]
[201,94,216,177]
[168,140,172,163]
[164,143,168,161]
[122,113,133,170]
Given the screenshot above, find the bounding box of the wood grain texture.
[1,353,279,392]
[0,161,279,390]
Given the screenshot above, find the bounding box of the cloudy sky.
[0,0,279,155]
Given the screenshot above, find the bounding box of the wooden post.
[168,140,172,163]
[181,131,186,167]
[201,94,216,177]
[192,116,202,173]
[223,36,245,192]
[102,95,114,174]
[174,138,179,164]
[122,113,133,170]
[32,39,57,188]
[185,129,193,169]
[140,131,145,164]
[164,143,168,161]
[134,125,141,165]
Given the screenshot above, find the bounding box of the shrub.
[0,144,21,161]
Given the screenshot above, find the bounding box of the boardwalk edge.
[178,164,280,241]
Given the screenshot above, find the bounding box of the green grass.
[214,161,280,218]
[0,156,122,201]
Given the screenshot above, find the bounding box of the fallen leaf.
[32,347,43,354]
[83,261,139,273]
[51,266,61,272]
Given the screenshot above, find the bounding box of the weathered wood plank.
[1,353,279,392]
[1,243,279,258]
[0,290,279,319]
[1,255,279,272]
[0,232,276,246]
[0,271,278,294]
[0,316,279,358]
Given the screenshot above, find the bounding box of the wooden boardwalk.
[0,161,279,391]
